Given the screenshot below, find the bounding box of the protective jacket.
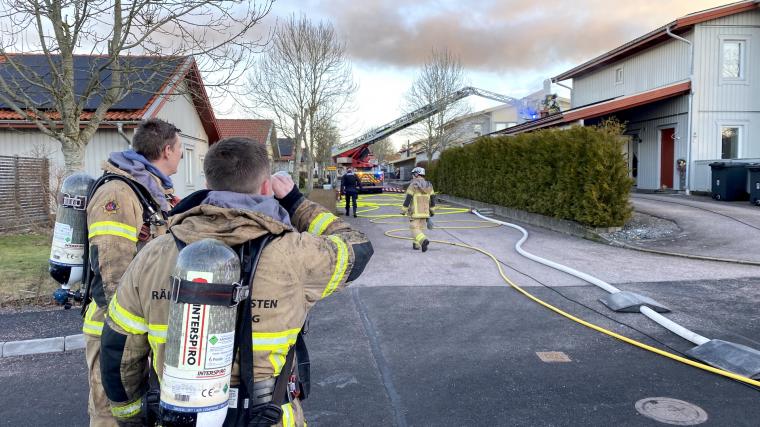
[83,160,177,337]
[340,172,362,195]
[100,188,373,426]
[401,177,435,219]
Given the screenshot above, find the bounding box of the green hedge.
[430,125,633,227]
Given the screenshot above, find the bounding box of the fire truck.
[331,87,524,193]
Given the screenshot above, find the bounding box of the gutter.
[666,25,694,195]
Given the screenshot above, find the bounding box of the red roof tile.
[216,119,273,144]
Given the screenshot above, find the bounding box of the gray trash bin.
[747,163,760,206]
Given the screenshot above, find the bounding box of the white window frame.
[614,67,624,85]
[183,144,195,188]
[719,36,750,85]
[198,154,205,177]
[717,122,744,160]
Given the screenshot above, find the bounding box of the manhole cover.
[635,397,708,425]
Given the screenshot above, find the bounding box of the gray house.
[497,1,760,193]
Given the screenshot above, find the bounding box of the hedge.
[429,125,633,227]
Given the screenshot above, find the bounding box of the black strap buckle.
[170,276,182,304]
[231,282,250,306]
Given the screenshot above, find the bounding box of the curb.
[0,333,85,358]
[438,194,618,241]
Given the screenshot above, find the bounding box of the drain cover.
[635,397,708,425]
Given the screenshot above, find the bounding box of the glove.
[400,209,407,216]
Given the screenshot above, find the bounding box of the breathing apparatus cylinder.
[160,238,242,427]
[49,172,94,305]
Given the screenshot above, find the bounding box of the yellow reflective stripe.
[252,328,301,376]
[148,323,167,343]
[322,236,348,298]
[415,233,426,243]
[111,397,142,419]
[108,295,147,335]
[281,403,295,427]
[308,212,338,235]
[82,302,104,336]
[88,221,138,242]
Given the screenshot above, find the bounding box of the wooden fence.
[0,155,51,232]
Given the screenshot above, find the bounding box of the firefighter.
[340,167,362,217]
[84,118,183,427]
[401,167,435,252]
[100,137,373,426]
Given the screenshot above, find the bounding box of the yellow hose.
[357,193,760,388]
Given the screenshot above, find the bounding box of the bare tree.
[312,118,340,181]
[247,15,355,190]
[371,138,395,165]
[0,0,272,174]
[403,48,469,162]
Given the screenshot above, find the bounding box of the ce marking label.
[202,387,218,397]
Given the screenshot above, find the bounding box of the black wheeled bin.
[747,163,760,205]
[709,162,748,201]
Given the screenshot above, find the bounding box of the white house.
[0,55,220,197]
[496,1,760,193]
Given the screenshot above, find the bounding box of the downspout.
[116,122,131,146]
[666,24,694,195]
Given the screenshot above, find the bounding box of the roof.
[0,54,220,142]
[216,119,273,144]
[553,1,760,81]
[494,80,691,135]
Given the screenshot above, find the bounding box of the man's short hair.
[132,118,181,161]
[204,137,270,193]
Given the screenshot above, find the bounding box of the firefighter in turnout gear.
[401,167,435,252]
[84,119,183,427]
[100,137,373,426]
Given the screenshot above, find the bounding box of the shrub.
[431,125,632,227]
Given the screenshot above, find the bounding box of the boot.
[412,243,420,250]
[421,239,430,252]
[353,208,357,218]
[345,208,350,216]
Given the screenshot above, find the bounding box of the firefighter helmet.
[412,167,425,176]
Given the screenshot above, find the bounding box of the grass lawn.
[0,233,57,304]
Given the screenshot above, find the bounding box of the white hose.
[472,210,711,346]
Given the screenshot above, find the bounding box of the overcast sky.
[225,0,734,148]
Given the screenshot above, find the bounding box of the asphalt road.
[2,197,758,426]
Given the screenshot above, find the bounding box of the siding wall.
[690,10,760,192]
[600,96,689,190]
[155,81,210,196]
[0,128,130,179]
[572,32,692,108]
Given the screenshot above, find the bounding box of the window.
[473,123,482,136]
[721,126,741,159]
[721,39,745,81]
[184,146,194,186]
[615,67,624,84]
[493,122,508,132]
[198,155,205,176]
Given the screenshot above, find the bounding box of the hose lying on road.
[356,194,760,388]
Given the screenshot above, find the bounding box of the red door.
[660,128,675,189]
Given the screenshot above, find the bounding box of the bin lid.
[709,161,746,168]
[746,163,760,171]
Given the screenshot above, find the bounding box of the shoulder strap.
[91,172,165,225]
[234,234,274,411]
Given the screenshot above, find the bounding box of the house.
[0,54,219,197]
[216,119,276,160]
[495,1,760,193]
[445,89,571,146]
[272,137,309,174]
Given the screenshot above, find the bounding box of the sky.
[223,0,736,148]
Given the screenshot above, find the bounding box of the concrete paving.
[2,194,759,425]
[629,193,760,263]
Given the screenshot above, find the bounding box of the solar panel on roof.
[0,55,184,112]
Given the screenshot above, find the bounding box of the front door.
[660,128,675,189]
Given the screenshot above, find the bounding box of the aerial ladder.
[331,86,524,169]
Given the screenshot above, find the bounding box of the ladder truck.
[332,87,523,192]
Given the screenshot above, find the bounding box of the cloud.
[292,0,733,72]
